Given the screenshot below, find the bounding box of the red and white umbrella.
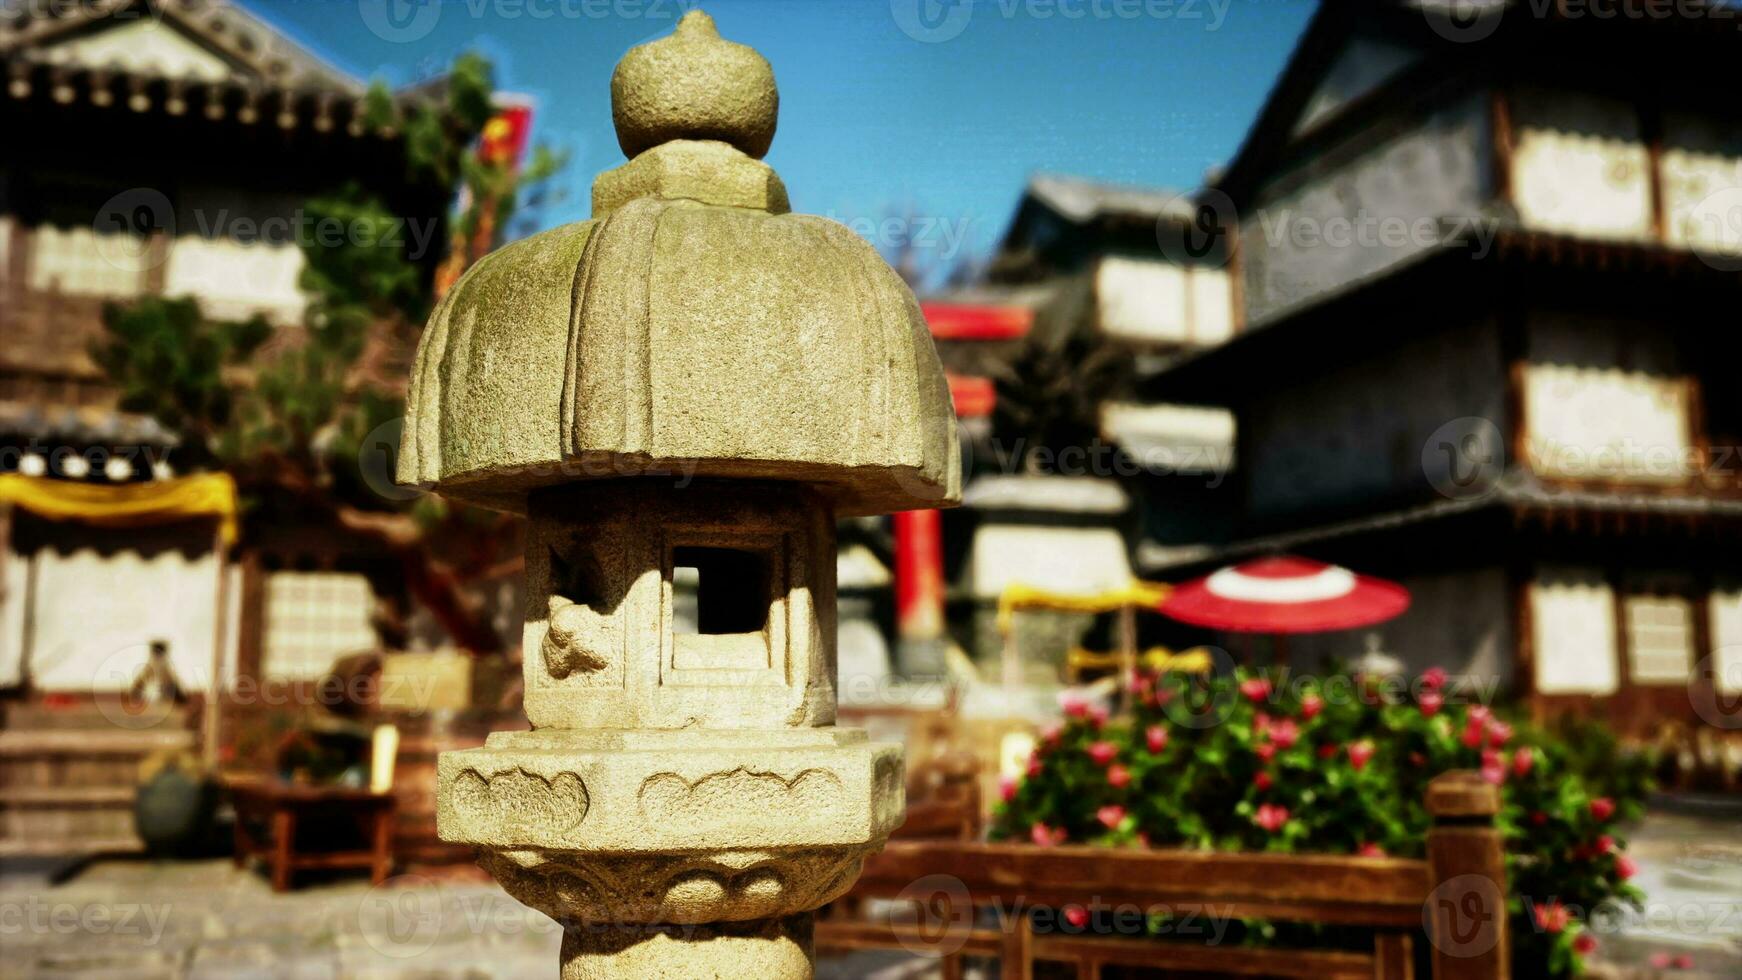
[1158,556,1409,634]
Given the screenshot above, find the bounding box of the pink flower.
[1532,899,1569,934]
[1418,690,1444,717]
[1087,741,1118,766]
[1616,854,1638,880]
[1040,723,1062,745]
[1487,720,1513,747]
[1030,823,1066,847]
[1512,749,1535,778]
[1594,835,1615,855]
[1026,756,1043,778]
[1253,803,1289,833]
[1059,692,1089,718]
[1106,764,1130,789]
[1300,694,1323,719]
[1268,719,1300,749]
[1097,804,1125,829]
[1252,711,1272,736]
[999,776,1017,803]
[1675,955,1694,969]
[1480,757,1506,786]
[1421,667,1448,691]
[1348,740,1375,771]
[1468,705,1493,726]
[1357,842,1386,858]
[1146,725,1169,754]
[1572,932,1597,956]
[1651,953,1673,968]
[1459,722,1485,749]
[1062,905,1089,929]
[1239,678,1273,704]
[1254,742,1278,763]
[1253,771,1272,791]
[1590,797,1616,822]
[1087,704,1110,728]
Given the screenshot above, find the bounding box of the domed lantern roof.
[397,11,960,515]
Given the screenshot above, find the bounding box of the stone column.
[400,11,961,977]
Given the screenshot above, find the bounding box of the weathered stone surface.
[610,10,777,159]
[396,15,959,519]
[397,198,960,516]
[519,481,838,731]
[409,11,942,978]
[591,138,790,216]
[437,729,903,854]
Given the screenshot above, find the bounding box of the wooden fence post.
[1425,771,1510,980]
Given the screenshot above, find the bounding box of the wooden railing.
[819,771,1509,980]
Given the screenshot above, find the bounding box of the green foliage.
[93,297,272,465]
[93,52,562,490]
[297,185,428,327]
[989,668,1652,977]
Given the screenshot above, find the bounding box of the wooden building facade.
[1142,0,1742,739]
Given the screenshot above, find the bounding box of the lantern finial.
[611,8,779,159]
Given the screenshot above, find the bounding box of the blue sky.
[243,0,1317,275]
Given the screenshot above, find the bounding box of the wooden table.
[227,777,395,892]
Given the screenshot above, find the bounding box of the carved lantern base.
[439,729,902,977]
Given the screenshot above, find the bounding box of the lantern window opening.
[671,545,772,637]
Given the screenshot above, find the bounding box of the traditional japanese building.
[914,174,1238,677]
[1140,0,1742,737]
[0,1,463,720]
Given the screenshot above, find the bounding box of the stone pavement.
[1588,797,1742,979]
[3,797,1736,979]
[0,857,938,979]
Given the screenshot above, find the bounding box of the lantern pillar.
[401,11,960,978]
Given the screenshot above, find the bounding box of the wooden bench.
[819,771,1509,980]
[228,776,395,892]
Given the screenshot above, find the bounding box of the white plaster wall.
[0,523,239,693]
[967,524,1132,601]
[26,224,150,297]
[1713,580,1742,695]
[1661,112,1742,255]
[1511,89,1653,242]
[1531,564,1619,696]
[164,237,308,325]
[41,19,232,81]
[1095,256,1233,346]
[1524,311,1691,485]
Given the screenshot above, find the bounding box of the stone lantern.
[397,10,960,977]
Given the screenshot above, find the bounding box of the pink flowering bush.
[989,667,1653,978]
